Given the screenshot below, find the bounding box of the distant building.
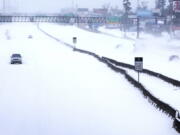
[93,8,108,16]
[152,9,161,16]
[61,8,76,15]
[171,0,180,32]
[77,8,89,16]
[173,1,180,13]
[77,8,89,12]
[109,9,123,16]
[136,9,153,18]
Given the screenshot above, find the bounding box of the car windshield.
[1,0,180,135]
[12,54,21,57]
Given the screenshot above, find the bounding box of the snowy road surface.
[109,62,180,111]
[0,23,178,135]
[40,23,180,81]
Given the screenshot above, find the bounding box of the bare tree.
[102,3,111,11]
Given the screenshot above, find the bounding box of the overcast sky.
[1,0,156,13]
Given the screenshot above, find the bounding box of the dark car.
[11,54,22,64]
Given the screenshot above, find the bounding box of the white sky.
[1,0,156,13]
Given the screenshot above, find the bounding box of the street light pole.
[3,0,5,13]
[137,0,140,8]
[137,17,140,38]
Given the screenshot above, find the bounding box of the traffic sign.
[73,37,77,44]
[135,57,143,71]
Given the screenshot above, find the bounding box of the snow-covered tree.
[156,0,166,16]
[123,0,131,14]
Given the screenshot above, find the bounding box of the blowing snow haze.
[1,0,155,13]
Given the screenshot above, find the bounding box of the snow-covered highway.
[0,23,178,135]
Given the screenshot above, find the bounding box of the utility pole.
[3,0,5,13]
[123,0,132,37]
[137,17,140,38]
[137,0,140,8]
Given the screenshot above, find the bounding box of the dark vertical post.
[135,57,143,82]
[137,17,140,39]
[73,37,77,51]
[155,17,158,25]
[3,0,5,12]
